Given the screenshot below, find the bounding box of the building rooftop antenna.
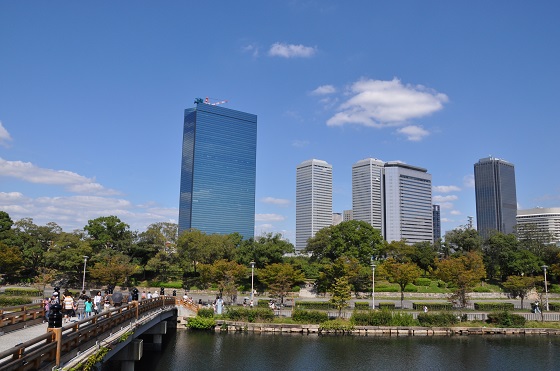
[194,97,228,106]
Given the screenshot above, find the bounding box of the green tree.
[133,222,178,279]
[177,229,236,272]
[84,215,133,253]
[44,231,93,285]
[197,259,246,303]
[258,263,305,304]
[443,227,482,255]
[89,253,136,287]
[235,233,294,267]
[329,276,352,317]
[0,211,15,243]
[13,218,61,278]
[379,258,421,308]
[306,220,383,265]
[410,241,438,274]
[315,257,369,297]
[435,252,486,308]
[0,242,23,280]
[502,275,537,309]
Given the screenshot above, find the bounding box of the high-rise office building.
[295,159,332,251]
[343,210,353,222]
[474,157,517,239]
[516,207,560,247]
[384,162,433,243]
[433,204,441,242]
[352,158,385,233]
[178,102,257,239]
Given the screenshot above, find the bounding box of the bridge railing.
[0,303,45,334]
[0,296,175,371]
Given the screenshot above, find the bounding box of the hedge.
[292,309,329,324]
[417,312,459,327]
[2,288,43,297]
[414,278,432,287]
[486,311,526,327]
[548,302,560,311]
[223,307,274,323]
[378,302,396,310]
[404,284,417,292]
[187,316,216,330]
[295,301,337,310]
[197,308,215,318]
[474,302,514,311]
[351,310,416,326]
[376,285,399,293]
[354,302,370,310]
[0,296,34,307]
[412,302,453,311]
[147,281,183,289]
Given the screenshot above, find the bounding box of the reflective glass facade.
[178,103,257,239]
[474,157,517,239]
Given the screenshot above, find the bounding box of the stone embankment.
[212,321,560,336]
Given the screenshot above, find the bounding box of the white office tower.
[343,210,353,222]
[352,158,385,233]
[296,159,333,252]
[384,162,433,243]
[517,207,560,247]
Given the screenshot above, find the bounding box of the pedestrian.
[141,290,147,300]
[76,295,86,321]
[85,298,94,318]
[94,291,102,314]
[103,291,111,311]
[43,297,51,322]
[147,291,152,299]
[423,306,428,313]
[62,293,75,323]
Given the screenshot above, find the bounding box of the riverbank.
[211,320,560,336]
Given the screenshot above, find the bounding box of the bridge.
[0,297,197,371]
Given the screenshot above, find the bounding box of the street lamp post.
[371,260,376,309]
[542,265,549,311]
[250,261,255,306]
[81,256,89,294]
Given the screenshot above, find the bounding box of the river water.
[134,329,560,371]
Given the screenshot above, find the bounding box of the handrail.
[0,303,45,332]
[0,296,176,370]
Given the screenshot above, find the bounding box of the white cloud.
[260,197,290,206]
[439,202,454,210]
[463,174,475,188]
[292,139,309,148]
[397,125,429,141]
[0,158,120,196]
[268,43,317,58]
[433,185,461,193]
[0,192,177,232]
[311,85,336,95]
[326,78,448,129]
[255,213,286,222]
[242,44,259,57]
[450,210,462,215]
[434,195,458,203]
[0,121,13,147]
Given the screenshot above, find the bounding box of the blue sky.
[1,1,559,243]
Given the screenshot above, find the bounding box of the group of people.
[43,290,115,323]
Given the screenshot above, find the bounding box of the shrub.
[187,316,216,330]
[223,307,274,323]
[486,311,526,327]
[292,286,301,292]
[414,278,432,287]
[390,312,416,326]
[351,310,393,326]
[473,286,492,293]
[3,288,43,297]
[404,284,417,292]
[417,312,459,327]
[376,285,399,293]
[548,302,560,311]
[412,302,453,311]
[147,281,183,289]
[354,302,370,310]
[319,319,354,332]
[549,284,560,294]
[0,296,34,307]
[295,301,336,310]
[197,308,215,318]
[378,302,396,310]
[474,302,514,311]
[437,280,447,288]
[292,309,328,323]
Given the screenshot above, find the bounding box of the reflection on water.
[134,329,560,371]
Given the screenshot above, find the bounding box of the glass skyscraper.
[474,157,517,239]
[178,102,257,239]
